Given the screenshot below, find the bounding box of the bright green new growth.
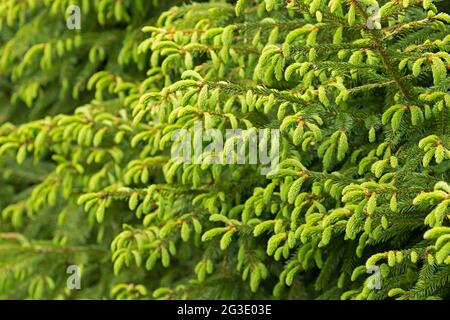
[1,0,450,300]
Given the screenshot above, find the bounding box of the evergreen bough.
[1,0,450,300]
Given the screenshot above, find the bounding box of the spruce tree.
[1,0,450,300]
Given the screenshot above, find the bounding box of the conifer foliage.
[0,0,450,300]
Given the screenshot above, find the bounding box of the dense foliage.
[1,0,450,300]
